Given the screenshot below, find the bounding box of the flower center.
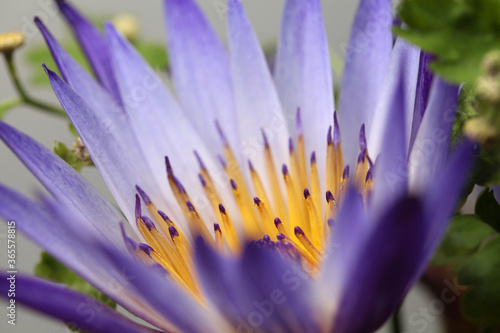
[126,111,373,299]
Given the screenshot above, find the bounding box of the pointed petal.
[227,0,288,185]
[44,66,152,227]
[332,196,426,333]
[163,0,239,155]
[54,1,121,102]
[0,121,124,249]
[0,186,171,330]
[0,275,160,333]
[105,23,230,229]
[409,77,459,192]
[409,53,434,151]
[195,239,319,332]
[338,0,393,166]
[368,38,421,158]
[274,0,334,188]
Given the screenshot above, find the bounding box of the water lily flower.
[0,0,474,332]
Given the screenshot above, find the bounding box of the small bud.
[0,32,24,54]
[463,117,499,146]
[111,13,140,42]
[71,137,93,164]
[481,50,500,78]
[476,76,500,104]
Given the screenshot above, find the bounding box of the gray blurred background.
[0,0,442,332]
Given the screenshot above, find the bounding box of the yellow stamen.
[214,223,224,254]
[294,226,322,262]
[218,204,240,253]
[253,197,277,239]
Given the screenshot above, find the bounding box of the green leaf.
[68,123,78,137]
[53,141,85,172]
[457,237,500,325]
[396,0,500,83]
[35,252,116,310]
[475,188,500,232]
[432,214,496,266]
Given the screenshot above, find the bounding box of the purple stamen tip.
[357,148,367,164]
[274,217,282,227]
[218,155,227,168]
[261,129,269,148]
[141,215,155,231]
[194,150,206,170]
[186,201,196,212]
[198,174,207,187]
[157,210,169,222]
[135,194,141,219]
[230,179,238,190]
[303,188,311,199]
[333,111,342,145]
[215,121,228,145]
[327,126,333,145]
[135,185,151,205]
[310,151,316,164]
[169,226,179,238]
[343,165,350,179]
[326,190,334,203]
[263,235,271,243]
[165,156,173,177]
[366,168,374,181]
[288,137,294,153]
[248,159,254,171]
[214,223,221,232]
[139,243,154,255]
[282,164,289,176]
[218,203,226,214]
[296,108,303,136]
[276,233,285,241]
[294,226,304,236]
[359,124,367,150]
[327,218,335,227]
[253,197,262,206]
[174,177,186,194]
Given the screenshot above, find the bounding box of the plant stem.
[3,52,66,117]
[0,98,22,116]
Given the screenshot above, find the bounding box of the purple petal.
[337,0,393,166]
[318,187,368,317]
[274,0,334,189]
[227,0,289,187]
[164,0,240,156]
[102,239,222,333]
[104,23,229,228]
[43,66,156,230]
[54,1,121,102]
[368,38,421,158]
[408,77,459,192]
[0,186,171,330]
[0,121,124,249]
[0,275,159,333]
[195,239,319,332]
[332,196,426,333]
[409,52,434,151]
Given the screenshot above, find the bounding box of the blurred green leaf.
[53,141,85,172]
[396,0,500,83]
[457,237,500,325]
[35,252,116,310]
[475,188,500,232]
[135,41,169,71]
[432,214,496,266]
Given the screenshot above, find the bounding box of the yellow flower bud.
[112,13,140,42]
[0,32,24,54]
[463,117,499,146]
